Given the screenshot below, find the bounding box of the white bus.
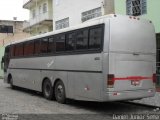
[1,14,156,103]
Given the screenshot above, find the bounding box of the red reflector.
[113,92,117,96]
[153,74,156,83]
[107,74,115,88]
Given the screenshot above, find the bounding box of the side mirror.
[1,56,4,70]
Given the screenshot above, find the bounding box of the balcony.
[23,11,53,31]
[23,0,37,9]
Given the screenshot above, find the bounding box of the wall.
[53,0,114,30]
[114,0,160,33]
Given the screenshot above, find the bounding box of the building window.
[126,0,147,16]
[55,18,69,30]
[0,25,13,33]
[43,3,47,13]
[81,7,102,22]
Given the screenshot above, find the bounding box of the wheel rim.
[44,83,51,97]
[56,84,64,100]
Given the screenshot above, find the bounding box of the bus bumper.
[103,89,155,101]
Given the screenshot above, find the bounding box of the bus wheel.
[54,80,66,104]
[43,79,53,100]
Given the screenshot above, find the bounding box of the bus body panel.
[102,15,156,100]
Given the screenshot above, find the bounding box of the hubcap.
[45,83,51,96]
[57,85,63,99]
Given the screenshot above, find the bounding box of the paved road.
[0,79,159,120]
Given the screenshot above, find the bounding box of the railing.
[23,11,53,29]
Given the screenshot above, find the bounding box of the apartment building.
[0,20,30,78]
[23,0,53,36]
[114,0,160,88]
[53,0,114,30]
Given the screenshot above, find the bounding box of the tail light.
[107,74,115,88]
[152,73,156,83]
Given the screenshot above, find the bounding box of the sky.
[0,0,29,21]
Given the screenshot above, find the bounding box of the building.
[53,0,114,30]
[23,0,53,36]
[0,20,30,78]
[114,0,160,88]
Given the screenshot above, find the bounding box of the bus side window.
[66,32,75,51]
[34,39,41,55]
[41,37,48,54]
[15,44,24,57]
[55,34,65,52]
[48,37,55,53]
[89,27,102,50]
[10,45,15,57]
[76,29,88,50]
[24,41,34,56]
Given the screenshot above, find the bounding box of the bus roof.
[5,14,152,46]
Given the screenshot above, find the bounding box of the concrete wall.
[53,0,114,30]
[0,21,30,46]
[25,0,53,35]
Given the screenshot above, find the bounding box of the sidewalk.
[133,91,160,107]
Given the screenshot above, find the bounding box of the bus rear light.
[107,74,115,88]
[152,73,156,83]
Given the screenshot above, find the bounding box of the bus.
[1,14,156,103]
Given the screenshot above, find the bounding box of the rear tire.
[42,79,54,100]
[54,80,66,104]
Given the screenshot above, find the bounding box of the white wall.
[53,0,104,30]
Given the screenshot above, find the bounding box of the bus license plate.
[131,80,140,86]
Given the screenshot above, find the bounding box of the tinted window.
[41,38,48,53]
[34,39,41,54]
[24,41,34,56]
[15,44,23,56]
[10,45,15,57]
[48,37,55,53]
[55,34,65,52]
[76,29,88,50]
[66,32,75,51]
[89,27,102,49]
